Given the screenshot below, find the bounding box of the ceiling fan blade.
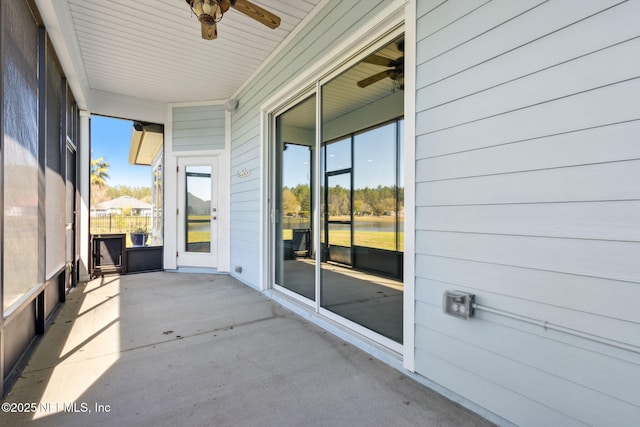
[357,70,391,88]
[364,55,395,67]
[201,21,217,40]
[230,0,281,29]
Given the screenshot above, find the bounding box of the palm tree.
[91,157,110,187]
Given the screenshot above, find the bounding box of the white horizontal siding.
[172,104,225,152]
[416,160,640,205]
[416,230,640,283]
[415,318,640,427]
[417,0,547,63]
[417,75,640,144]
[415,347,577,426]
[417,1,640,111]
[414,1,640,425]
[415,255,640,338]
[416,201,640,242]
[416,0,627,88]
[416,120,640,178]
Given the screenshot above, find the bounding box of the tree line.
[91,157,151,205]
[282,184,403,217]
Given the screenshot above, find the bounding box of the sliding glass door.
[273,94,316,301]
[271,34,405,345]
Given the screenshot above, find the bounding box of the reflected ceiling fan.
[357,41,404,90]
[185,0,281,40]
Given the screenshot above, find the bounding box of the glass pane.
[353,123,396,251]
[320,35,405,343]
[398,119,404,251]
[325,137,350,172]
[326,172,351,250]
[275,94,316,301]
[185,166,211,253]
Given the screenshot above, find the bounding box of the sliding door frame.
[265,27,406,355]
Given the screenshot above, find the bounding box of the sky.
[283,120,404,189]
[91,115,151,188]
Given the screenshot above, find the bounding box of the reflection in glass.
[274,95,316,300]
[185,166,211,253]
[320,35,405,343]
[354,123,398,251]
[325,137,350,172]
[325,171,352,265]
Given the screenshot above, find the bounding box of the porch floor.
[1,272,492,426]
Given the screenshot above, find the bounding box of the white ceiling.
[37,0,323,106]
[37,0,405,128]
[279,36,405,129]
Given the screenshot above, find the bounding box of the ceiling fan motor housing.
[188,0,228,21]
[198,14,216,26]
[186,0,281,40]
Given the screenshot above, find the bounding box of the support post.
[79,109,91,282]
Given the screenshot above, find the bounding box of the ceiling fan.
[185,0,281,40]
[357,40,404,90]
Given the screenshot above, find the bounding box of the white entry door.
[177,157,218,268]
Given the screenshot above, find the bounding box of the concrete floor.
[0,272,493,427]
[282,259,403,342]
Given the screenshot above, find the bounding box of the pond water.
[283,217,404,232]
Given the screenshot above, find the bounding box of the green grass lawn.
[281,216,404,251]
[282,228,403,251]
[187,230,210,244]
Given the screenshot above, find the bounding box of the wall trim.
[169,99,226,108]
[402,0,417,373]
[260,0,407,114]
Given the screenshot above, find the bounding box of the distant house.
[95,196,152,216]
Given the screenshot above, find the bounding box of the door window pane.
[274,94,316,301]
[185,166,211,253]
